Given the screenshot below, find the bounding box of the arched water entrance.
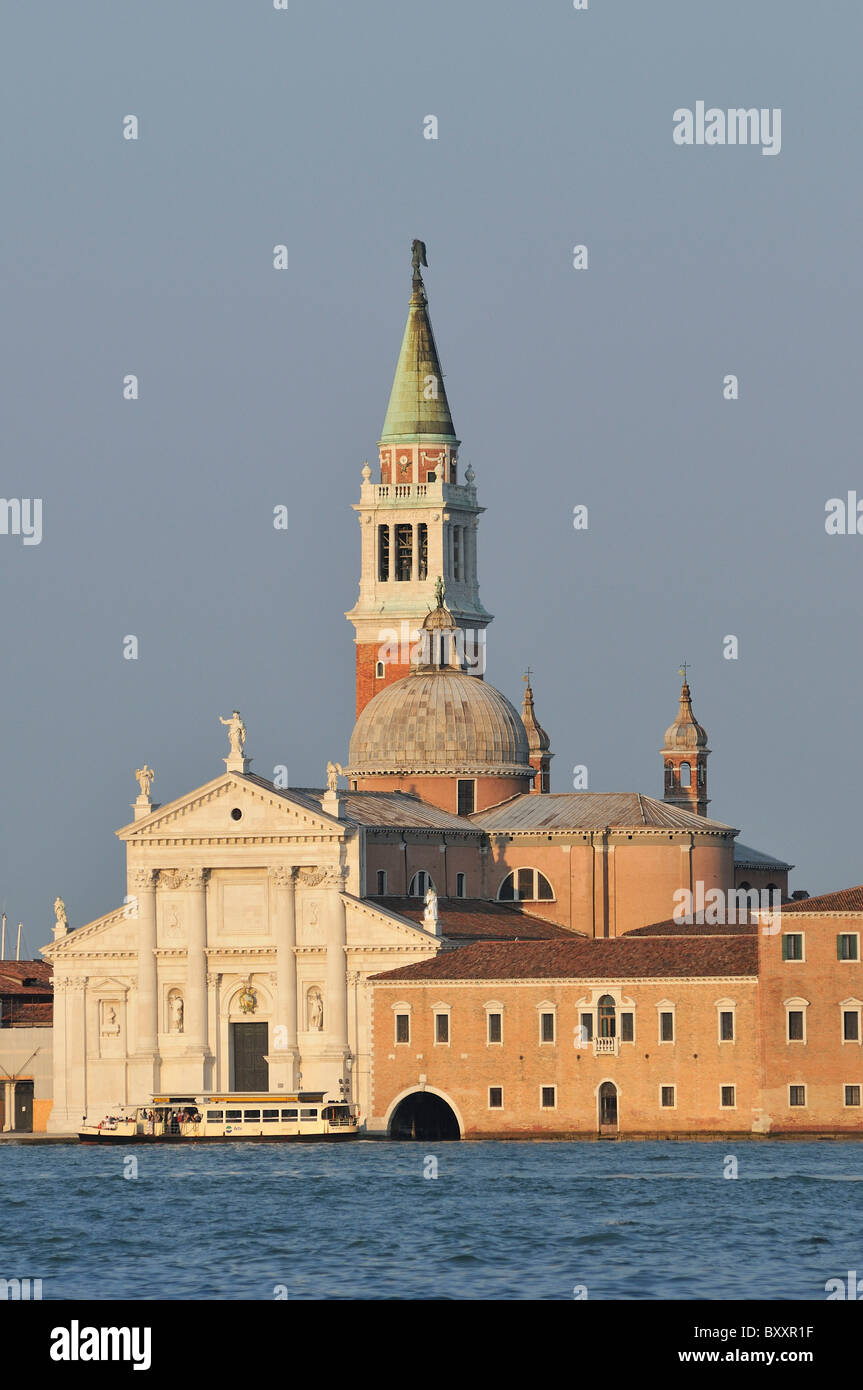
[598,1081,618,1134]
[389,1091,461,1140]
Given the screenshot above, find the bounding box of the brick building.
[368,897,863,1138]
[0,961,54,1132]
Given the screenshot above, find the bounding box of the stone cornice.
[371,974,759,988]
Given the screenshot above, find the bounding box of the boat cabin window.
[300,1108,318,1120]
[226,1109,242,1121]
[322,1104,350,1120]
[281,1109,298,1120]
[206,1111,223,1122]
[243,1110,261,1121]
[262,1109,279,1121]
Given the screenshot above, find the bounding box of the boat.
[77,1093,359,1143]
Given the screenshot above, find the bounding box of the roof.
[0,962,53,996]
[627,919,758,936]
[380,270,457,443]
[243,777,481,833]
[376,898,576,940]
[3,1000,53,1026]
[782,885,863,914]
[733,842,794,871]
[472,792,736,834]
[347,669,532,778]
[662,679,709,751]
[293,787,482,832]
[372,937,758,981]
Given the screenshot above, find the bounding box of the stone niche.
[213,875,271,938]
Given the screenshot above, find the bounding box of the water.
[1,1140,861,1299]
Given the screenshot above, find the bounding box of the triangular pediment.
[117,774,345,843]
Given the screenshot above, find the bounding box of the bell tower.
[661,666,710,816]
[346,242,492,716]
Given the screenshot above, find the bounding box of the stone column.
[132,869,158,1056]
[270,867,299,1090]
[325,869,349,1056]
[184,868,209,1062]
[47,978,69,1132]
[66,976,88,1124]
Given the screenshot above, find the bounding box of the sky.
[1,0,861,952]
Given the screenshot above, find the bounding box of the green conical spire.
[380,245,457,444]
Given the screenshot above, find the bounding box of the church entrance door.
[231,1023,269,1091]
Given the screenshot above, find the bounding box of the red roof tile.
[377,897,575,940]
[628,918,758,936]
[0,961,53,996]
[5,1000,53,1026]
[372,936,758,981]
[782,886,863,913]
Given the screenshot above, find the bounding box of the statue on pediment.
[135,765,155,799]
[219,710,246,757]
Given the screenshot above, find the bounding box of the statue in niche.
[219,710,246,757]
[308,988,324,1032]
[169,992,184,1034]
[101,1004,120,1036]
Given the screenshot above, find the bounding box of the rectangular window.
[789,1085,806,1108]
[395,523,413,581]
[376,870,387,895]
[488,1087,503,1109]
[661,1086,675,1108]
[580,1013,593,1043]
[540,1012,555,1044]
[281,1109,298,1121]
[782,933,804,961]
[720,1011,735,1041]
[226,1110,242,1121]
[720,1086,735,1108]
[517,867,533,901]
[845,1085,861,1107]
[417,523,428,581]
[453,526,462,581]
[300,1108,318,1120]
[457,780,476,816]
[206,1111,224,1122]
[838,934,859,961]
[377,524,390,581]
[487,1012,502,1044]
[395,1013,410,1044]
[435,1013,450,1044]
[620,1012,634,1043]
[540,1086,556,1110]
[843,1011,860,1042]
[660,1011,674,1043]
[242,1110,261,1121]
[787,1010,804,1041]
[455,872,466,898]
[262,1109,279,1122]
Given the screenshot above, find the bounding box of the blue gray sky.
[2,0,861,950]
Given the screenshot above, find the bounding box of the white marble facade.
[44,771,438,1133]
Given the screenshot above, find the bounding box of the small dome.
[663,681,709,749]
[348,669,532,776]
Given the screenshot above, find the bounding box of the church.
[43,245,809,1137]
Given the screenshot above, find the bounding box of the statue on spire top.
[411,239,428,278]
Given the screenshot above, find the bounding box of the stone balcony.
[593,1036,619,1057]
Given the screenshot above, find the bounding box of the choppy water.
[1,1140,861,1299]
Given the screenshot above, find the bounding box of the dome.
[347,669,532,776]
[663,681,709,750]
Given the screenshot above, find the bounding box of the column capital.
[158,868,209,889]
[130,868,157,891]
[270,866,298,889]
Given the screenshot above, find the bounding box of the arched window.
[408,871,435,898]
[664,761,674,792]
[680,762,691,788]
[738,881,752,893]
[598,994,616,1039]
[697,762,706,786]
[497,869,554,902]
[375,660,385,678]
